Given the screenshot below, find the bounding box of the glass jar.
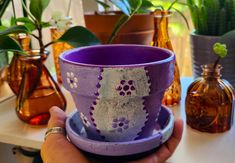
[15,50,66,125]
[151,10,181,106]
[186,64,234,133]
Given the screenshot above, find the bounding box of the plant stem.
[213,56,220,69]
[31,33,40,40]
[167,0,178,11]
[107,0,142,44]
[37,25,44,54]
[44,40,56,49]
[11,0,16,19]
[21,0,27,17]
[21,0,37,23]
[66,0,72,17]
[106,14,130,44]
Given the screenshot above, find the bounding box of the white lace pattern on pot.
[92,68,150,141]
[66,72,78,89]
[80,112,91,128]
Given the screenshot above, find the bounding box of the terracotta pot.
[84,11,154,45]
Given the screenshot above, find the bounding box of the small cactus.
[187,0,235,36]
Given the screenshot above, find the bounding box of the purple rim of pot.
[65,105,174,156]
[59,44,175,68]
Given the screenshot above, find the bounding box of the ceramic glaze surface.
[59,45,175,142]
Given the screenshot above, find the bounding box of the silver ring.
[44,127,65,141]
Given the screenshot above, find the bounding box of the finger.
[42,107,89,163]
[130,119,184,163]
[47,106,67,128]
[155,118,184,162]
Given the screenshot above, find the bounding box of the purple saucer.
[66,105,174,156]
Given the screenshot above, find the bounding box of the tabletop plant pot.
[84,11,154,45]
[59,44,175,142]
[187,0,235,87]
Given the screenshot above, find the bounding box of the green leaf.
[0,25,29,36]
[16,17,36,31]
[24,23,37,31]
[0,0,11,18]
[29,0,50,22]
[16,17,35,24]
[41,22,51,28]
[167,0,178,11]
[137,0,154,12]
[57,26,101,47]
[10,17,16,26]
[95,0,110,10]
[0,36,24,53]
[0,26,7,31]
[110,0,131,16]
[213,43,228,58]
[107,0,142,43]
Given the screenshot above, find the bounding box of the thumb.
[47,106,67,128]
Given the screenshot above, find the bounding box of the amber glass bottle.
[186,64,234,133]
[15,50,66,125]
[151,10,181,106]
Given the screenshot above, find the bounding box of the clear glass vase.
[186,64,234,132]
[151,10,181,106]
[10,50,66,125]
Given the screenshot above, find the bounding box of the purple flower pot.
[59,44,175,142]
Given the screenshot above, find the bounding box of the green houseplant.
[84,0,155,44]
[0,0,101,125]
[85,0,188,44]
[0,0,11,85]
[0,0,143,125]
[187,0,235,87]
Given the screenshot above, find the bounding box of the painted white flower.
[80,112,91,128]
[66,72,78,89]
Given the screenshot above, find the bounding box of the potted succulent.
[187,0,235,86]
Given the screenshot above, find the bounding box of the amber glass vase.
[186,64,234,133]
[151,10,181,106]
[11,50,66,125]
[50,26,73,84]
[8,34,31,94]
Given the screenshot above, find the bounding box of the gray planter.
[190,32,235,87]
